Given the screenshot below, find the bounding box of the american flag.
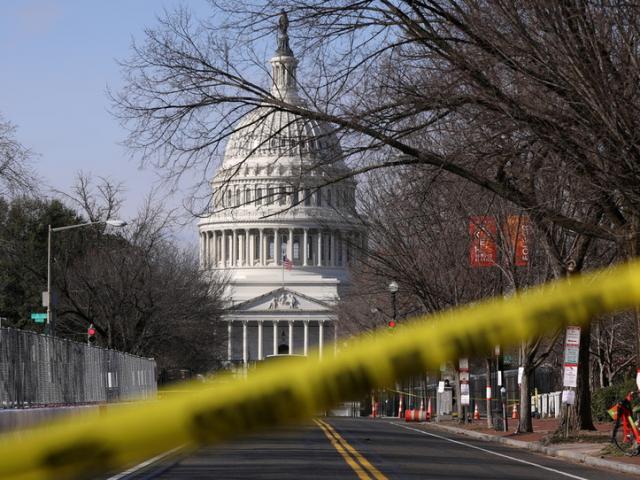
[283,256,294,271]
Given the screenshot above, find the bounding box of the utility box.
[436,387,453,421]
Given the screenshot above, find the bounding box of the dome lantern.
[270,11,300,103]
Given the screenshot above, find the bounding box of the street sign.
[563,365,578,387]
[564,346,579,364]
[562,389,576,405]
[563,326,581,388]
[565,326,581,345]
[31,313,47,324]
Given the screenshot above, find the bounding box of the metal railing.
[0,327,157,408]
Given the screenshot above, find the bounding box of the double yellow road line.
[314,419,388,480]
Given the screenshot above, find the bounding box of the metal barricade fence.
[0,327,157,408]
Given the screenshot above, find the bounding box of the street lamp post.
[388,281,399,324]
[46,219,127,336]
[387,280,400,415]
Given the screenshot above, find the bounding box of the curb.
[425,423,640,477]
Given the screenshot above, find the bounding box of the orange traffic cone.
[512,403,519,419]
[426,397,432,421]
[473,404,480,420]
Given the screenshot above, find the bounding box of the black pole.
[392,292,397,323]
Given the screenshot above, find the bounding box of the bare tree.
[115,1,640,430]
[53,176,227,372]
[0,114,34,197]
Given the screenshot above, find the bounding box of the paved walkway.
[424,416,640,475]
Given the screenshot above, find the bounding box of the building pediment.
[230,287,331,312]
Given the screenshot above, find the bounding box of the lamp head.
[388,281,399,293]
[105,219,127,228]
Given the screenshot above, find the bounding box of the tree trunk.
[517,366,533,433]
[455,370,463,423]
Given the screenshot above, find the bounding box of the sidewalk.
[424,417,640,476]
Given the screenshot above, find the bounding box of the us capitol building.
[198,13,365,368]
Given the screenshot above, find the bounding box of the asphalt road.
[110,418,636,480]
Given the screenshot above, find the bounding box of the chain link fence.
[0,327,157,408]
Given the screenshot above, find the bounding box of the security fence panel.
[0,327,156,408]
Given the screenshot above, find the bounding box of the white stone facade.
[198,14,365,367]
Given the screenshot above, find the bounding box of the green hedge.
[591,379,637,422]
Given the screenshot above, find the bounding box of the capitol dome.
[222,107,346,173]
[198,12,366,369]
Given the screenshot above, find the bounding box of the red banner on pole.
[506,215,530,267]
[469,216,497,267]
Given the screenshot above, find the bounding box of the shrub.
[591,379,637,422]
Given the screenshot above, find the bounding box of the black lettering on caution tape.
[190,386,298,443]
[40,439,116,476]
[389,349,424,378]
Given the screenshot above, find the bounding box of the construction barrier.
[1,260,640,479]
[404,409,427,422]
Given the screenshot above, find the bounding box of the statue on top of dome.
[276,10,294,57]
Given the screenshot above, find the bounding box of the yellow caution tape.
[1,260,640,480]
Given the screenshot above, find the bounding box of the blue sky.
[0,0,214,244]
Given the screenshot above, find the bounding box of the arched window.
[316,189,322,207]
[304,189,311,206]
[292,188,299,205]
[279,186,287,205]
[267,187,275,205]
[245,188,252,204]
[226,190,231,207]
[235,189,241,206]
[327,189,332,207]
[256,188,262,206]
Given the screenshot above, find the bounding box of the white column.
[258,320,263,360]
[246,230,252,266]
[242,321,248,366]
[273,321,278,355]
[330,232,336,267]
[221,230,227,266]
[288,228,294,262]
[200,232,207,268]
[341,233,347,267]
[275,229,280,265]
[303,320,309,356]
[288,320,294,355]
[317,231,323,267]
[303,228,308,267]
[232,229,238,266]
[318,321,324,359]
[259,228,265,266]
[214,230,218,268]
[227,321,232,361]
[238,230,244,265]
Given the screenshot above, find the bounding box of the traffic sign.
[31,313,47,323]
